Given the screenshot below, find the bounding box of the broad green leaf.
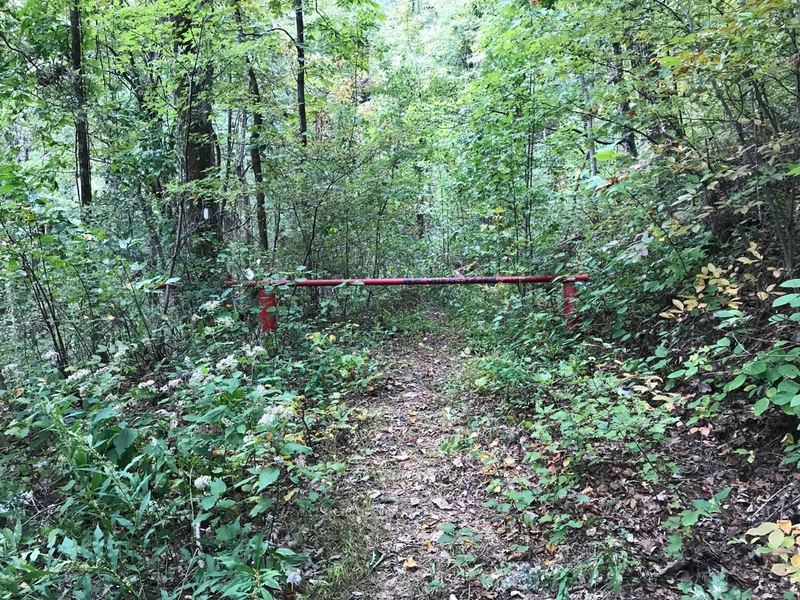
[257,467,280,491]
[754,397,770,416]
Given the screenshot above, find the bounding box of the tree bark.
[247,65,269,249]
[295,0,307,145]
[234,2,269,250]
[69,0,92,208]
[174,10,220,258]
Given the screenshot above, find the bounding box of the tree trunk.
[69,0,92,208]
[295,0,308,145]
[174,10,220,258]
[247,70,269,250]
[234,2,269,250]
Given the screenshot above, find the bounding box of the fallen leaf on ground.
[432,497,453,510]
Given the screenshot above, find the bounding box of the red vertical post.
[257,288,277,333]
[563,280,578,329]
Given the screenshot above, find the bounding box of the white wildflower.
[244,344,266,358]
[137,379,156,390]
[41,349,59,364]
[184,356,193,368]
[252,384,268,400]
[193,475,211,490]
[1,363,22,384]
[160,378,182,392]
[258,404,292,427]
[65,368,90,385]
[188,369,205,385]
[216,354,237,372]
[286,570,302,586]
[19,490,34,506]
[200,300,221,312]
[216,316,235,329]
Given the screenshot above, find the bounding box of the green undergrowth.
[443,284,799,597]
[0,304,379,599]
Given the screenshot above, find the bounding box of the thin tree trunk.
[69,0,92,208]
[234,2,269,250]
[295,0,307,145]
[248,69,269,250]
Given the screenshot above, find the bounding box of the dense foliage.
[1,0,799,597]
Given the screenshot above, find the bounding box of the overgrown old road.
[338,331,508,599]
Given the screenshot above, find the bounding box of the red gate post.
[562,279,578,329]
[257,288,277,333]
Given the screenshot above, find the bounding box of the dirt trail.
[344,332,506,599]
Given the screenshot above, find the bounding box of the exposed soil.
[339,332,507,598]
[307,325,800,599]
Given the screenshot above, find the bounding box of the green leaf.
[754,397,770,416]
[665,534,683,558]
[744,361,767,376]
[595,147,625,162]
[113,427,138,456]
[778,364,800,378]
[724,374,747,393]
[209,478,227,497]
[780,279,800,288]
[773,294,799,307]
[257,467,280,491]
[681,510,699,526]
[136,491,151,526]
[59,536,78,560]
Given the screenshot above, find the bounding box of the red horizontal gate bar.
[226,274,590,332]
[235,274,589,287]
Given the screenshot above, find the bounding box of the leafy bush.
[0,310,376,598]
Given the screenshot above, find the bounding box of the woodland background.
[1,0,800,597]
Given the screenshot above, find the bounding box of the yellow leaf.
[779,520,794,534]
[672,299,685,311]
[659,312,675,319]
[757,291,769,301]
[791,554,800,567]
[772,563,792,576]
[402,556,418,571]
[747,522,780,536]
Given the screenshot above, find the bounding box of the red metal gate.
[234,274,589,332]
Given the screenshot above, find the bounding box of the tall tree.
[234,2,269,251]
[173,7,220,257]
[69,0,91,207]
[295,0,307,145]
